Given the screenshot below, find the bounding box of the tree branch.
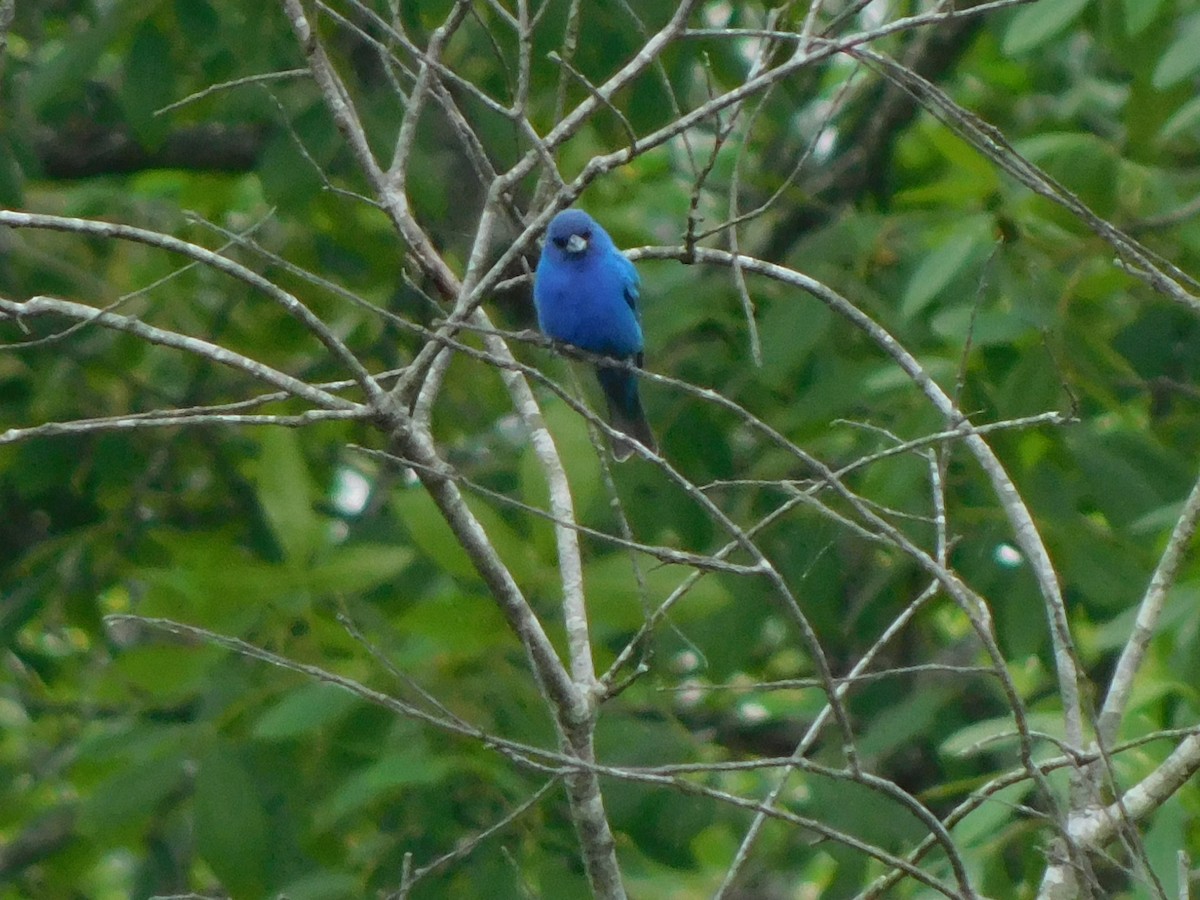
[33,123,266,179]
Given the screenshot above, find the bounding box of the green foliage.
[3,0,1200,897]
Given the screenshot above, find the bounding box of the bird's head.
[545,209,598,259]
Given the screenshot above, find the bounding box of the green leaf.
[691,824,739,870]
[807,774,924,850]
[758,295,832,386]
[1015,132,1120,214]
[1122,0,1164,35]
[1144,793,1188,898]
[585,551,731,633]
[195,747,271,897]
[1067,430,1174,529]
[1002,0,1090,56]
[252,429,323,564]
[950,782,1031,848]
[122,22,176,148]
[137,533,299,628]
[930,307,1034,346]
[1093,581,1200,651]
[1160,95,1200,142]
[77,754,185,840]
[395,591,510,657]
[1153,14,1200,89]
[257,103,338,211]
[306,543,414,594]
[941,711,1064,757]
[390,486,480,584]
[392,485,536,587]
[27,0,162,113]
[278,872,363,900]
[901,218,993,319]
[173,0,219,46]
[107,644,221,703]
[317,750,453,827]
[858,684,954,758]
[253,683,361,740]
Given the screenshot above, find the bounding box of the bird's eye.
[552,236,568,248]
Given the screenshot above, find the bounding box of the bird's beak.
[566,234,588,254]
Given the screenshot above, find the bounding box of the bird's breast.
[536,262,642,357]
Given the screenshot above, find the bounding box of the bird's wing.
[619,254,641,316]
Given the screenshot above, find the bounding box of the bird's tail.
[596,365,656,462]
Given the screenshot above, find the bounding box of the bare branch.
[1099,471,1200,744]
[635,242,1086,757]
[0,209,386,405]
[0,295,355,411]
[1041,732,1200,898]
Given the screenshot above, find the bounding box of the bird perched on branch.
[533,208,657,461]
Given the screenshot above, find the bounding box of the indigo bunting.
[534,209,656,460]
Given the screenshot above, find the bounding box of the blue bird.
[534,209,656,461]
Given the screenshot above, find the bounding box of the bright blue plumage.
[534,209,656,460]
